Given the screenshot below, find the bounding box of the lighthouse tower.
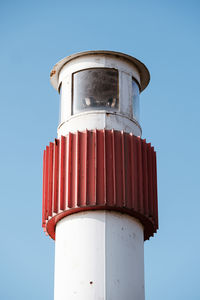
[42,50,158,300]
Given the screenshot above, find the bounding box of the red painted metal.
[53,139,59,214]
[42,130,158,241]
[42,151,46,228]
[48,143,54,217]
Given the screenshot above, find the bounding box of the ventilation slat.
[137,138,144,214]
[45,146,49,221]
[48,143,54,217]
[53,139,59,214]
[42,150,46,227]
[60,136,66,211]
[142,139,148,216]
[96,130,105,205]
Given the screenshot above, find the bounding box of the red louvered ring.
[42,130,158,241]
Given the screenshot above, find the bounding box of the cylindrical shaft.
[54,211,144,300]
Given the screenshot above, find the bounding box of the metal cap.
[50,50,150,92]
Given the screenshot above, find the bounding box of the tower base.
[54,211,144,300]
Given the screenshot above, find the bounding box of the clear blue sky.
[1,1,200,299]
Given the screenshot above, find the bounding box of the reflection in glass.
[73,68,119,114]
[132,79,140,122]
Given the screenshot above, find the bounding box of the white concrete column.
[54,211,144,300]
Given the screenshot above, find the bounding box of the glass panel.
[73,68,119,114]
[132,79,140,122]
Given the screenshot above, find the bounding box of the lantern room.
[50,50,150,137]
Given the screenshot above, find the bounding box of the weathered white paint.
[57,111,142,138]
[54,211,144,300]
[58,54,141,89]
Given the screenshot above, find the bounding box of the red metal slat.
[121,132,126,207]
[141,139,148,216]
[96,130,105,205]
[60,136,66,211]
[86,131,96,205]
[53,139,59,214]
[42,150,46,227]
[124,133,132,209]
[48,143,54,217]
[70,133,77,208]
[151,149,157,229]
[75,131,80,207]
[130,134,138,211]
[84,130,88,205]
[94,130,97,205]
[150,148,156,227]
[103,130,107,204]
[77,131,87,206]
[147,143,153,218]
[67,133,76,208]
[137,138,144,214]
[105,130,114,206]
[114,131,123,207]
[45,146,49,221]
[66,133,71,208]
[111,130,116,206]
[153,151,158,229]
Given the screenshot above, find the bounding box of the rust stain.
[50,70,56,77]
[106,112,117,117]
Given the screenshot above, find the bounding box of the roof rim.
[50,50,150,92]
